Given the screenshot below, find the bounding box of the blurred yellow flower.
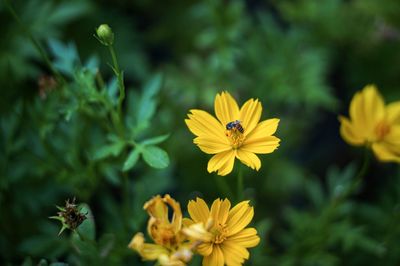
[339,85,400,162]
[185,91,280,176]
[128,194,194,266]
[185,197,260,266]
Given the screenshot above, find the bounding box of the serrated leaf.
[122,149,140,171]
[141,134,170,146]
[142,146,169,169]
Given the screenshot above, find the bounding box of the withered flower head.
[50,198,87,235]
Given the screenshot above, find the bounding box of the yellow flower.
[185,91,280,176]
[185,197,260,266]
[339,85,400,162]
[128,194,194,266]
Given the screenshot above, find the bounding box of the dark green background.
[1,0,400,265]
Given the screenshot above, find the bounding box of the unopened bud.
[95,24,114,46]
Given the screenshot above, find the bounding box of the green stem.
[108,45,125,116]
[4,0,63,83]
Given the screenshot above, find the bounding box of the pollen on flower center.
[225,129,245,149]
[212,223,228,244]
[375,120,391,140]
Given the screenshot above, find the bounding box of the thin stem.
[108,45,125,116]
[4,0,64,83]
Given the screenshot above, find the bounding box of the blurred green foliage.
[0,0,400,265]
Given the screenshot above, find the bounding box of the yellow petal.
[227,228,260,248]
[194,137,231,154]
[372,142,400,163]
[197,243,213,256]
[226,201,254,236]
[188,198,210,224]
[385,125,400,145]
[210,198,231,225]
[241,135,280,154]
[246,118,279,139]
[182,218,195,227]
[207,150,236,176]
[386,101,400,124]
[220,242,246,266]
[203,245,224,266]
[349,85,385,139]
[140,243,169,260]
[239,98,262,136]
[338,116,364,146]
[185,109,227,142]
[236,149,261,171]
[221,240,249,260]
[144,195,168,221]
[214,91,240,127]
[182,222,213,242]
[129,233,170,261]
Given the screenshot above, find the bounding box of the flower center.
[212,223,228,244]
[375,120,391,140]
[225,129,245,148]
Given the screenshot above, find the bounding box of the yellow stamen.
[225,129,245,148]
[212,223,228,244]
[375,120,391,140]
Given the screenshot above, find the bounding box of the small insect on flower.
[226,120,244,133]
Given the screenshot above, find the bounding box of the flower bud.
[95,24,114,46]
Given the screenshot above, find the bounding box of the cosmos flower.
[184,197,260,266]
[339,85,400,162]
[185,91,280,176]
[129,194,196,266]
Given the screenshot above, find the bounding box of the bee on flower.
[185,91,281,176]
[339,85,400,162]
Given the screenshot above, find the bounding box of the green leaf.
[142,146,169,169]
[92,141,125,161]
[76,204,95,241]
[122,149,140,171]
[143,73,163,99]
[141,134,170,146]
[136,73,163,127]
